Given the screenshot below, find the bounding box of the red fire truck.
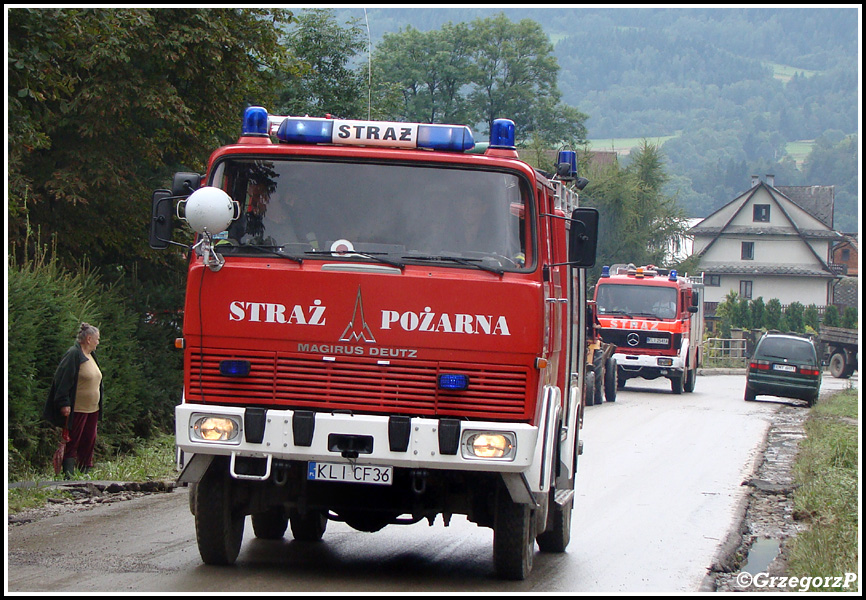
[149,107,598,580]
[593,264,704,394]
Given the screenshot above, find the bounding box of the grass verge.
[788,388,859,591]
[8,433,177,514]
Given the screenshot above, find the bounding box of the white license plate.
[773,364,797,372]
[646,337,668,345]
[307,462,393,486]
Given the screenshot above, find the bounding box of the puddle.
[742,537,781,574]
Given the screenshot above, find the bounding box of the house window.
[739,280,753,299]
[753,204,770,222]
[705,274,721,287]
[841,248,850,262]
[741,241,754,260]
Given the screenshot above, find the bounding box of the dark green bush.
[8,239,183,477]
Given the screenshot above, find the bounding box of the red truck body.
[150,108,598,579]
[593,265,704,393]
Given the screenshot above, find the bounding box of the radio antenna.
[364,8,372,120]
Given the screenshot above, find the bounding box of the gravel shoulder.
[705,397,814,592]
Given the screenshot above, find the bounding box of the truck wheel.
[684,366,696,393]
[536,491,573,553]
[593,367,604,405]
[583,371,595,407]
[604,358,617,402]
[829,352,849,378]
[195,466,245,565]
[670,374,684,394]
[617,368,626,389]
[289,508,328,541]
[252,507,288,540]
[493,486,536,580]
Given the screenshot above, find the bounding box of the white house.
[689,175,842,309]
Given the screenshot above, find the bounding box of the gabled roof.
[688,181,842,276]
[776,186,835,229]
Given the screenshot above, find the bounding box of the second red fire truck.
[149,107,599,580]
[593,264,704,394]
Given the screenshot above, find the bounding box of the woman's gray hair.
[77,322,100,343]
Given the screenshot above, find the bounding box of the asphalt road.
[7,372,857,593]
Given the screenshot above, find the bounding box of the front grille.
[600,329,673,351]
[188,350,530,421]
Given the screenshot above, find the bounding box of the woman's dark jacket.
[42,343,104,429]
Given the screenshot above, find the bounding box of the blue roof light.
[274,116,474,151]
[489,118,515,149]
[417,124,475,151]
[242,106,269,136]
[557,150,577,179]
[669,269,678,281]
[601,265,610,278]
[277,117,334,144]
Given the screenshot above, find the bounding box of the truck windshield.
[209,158,532,272]
[596,283,678,320]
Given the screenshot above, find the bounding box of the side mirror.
[172,172,202,197]
[149,190,173,249]
[568,207,599,267]
[692,291,700,306]
[688,305,698,314]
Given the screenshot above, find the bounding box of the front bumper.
[176,403,539,476]
[614,351,684,377]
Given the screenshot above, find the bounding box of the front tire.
[493,486,536,580]
[536,491,573,553]
[195,465,245,565]
[604,357,617,402]
[683,365,696,393]
[671,373,684,394]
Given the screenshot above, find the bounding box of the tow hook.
[411,469,428,494]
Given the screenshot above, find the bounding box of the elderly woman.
[43,323,103,477]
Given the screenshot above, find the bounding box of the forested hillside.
[345,7,859,230]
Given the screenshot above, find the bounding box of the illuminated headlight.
[657,358,674,366]
[191,414,241,443]
[462,431,516,460]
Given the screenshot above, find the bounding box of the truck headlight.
[462,431,516,460]
[191,415,241,443]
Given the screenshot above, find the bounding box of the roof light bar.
[275,116,474,152]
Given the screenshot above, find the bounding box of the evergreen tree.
[764,298,783,331]
[822,304,841,327]
[785,301,805,333]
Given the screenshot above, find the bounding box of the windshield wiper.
[630,312,663,320]
[304,249,405,270]
[220,244,304,264]
[404,254,504,276]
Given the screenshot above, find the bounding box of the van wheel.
[195,466,245,565]
[493,486,536,580]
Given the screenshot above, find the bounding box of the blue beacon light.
[669,270,678,281]
[489,118,516,149]
[242,106,269,136]
[601,265,610,278]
